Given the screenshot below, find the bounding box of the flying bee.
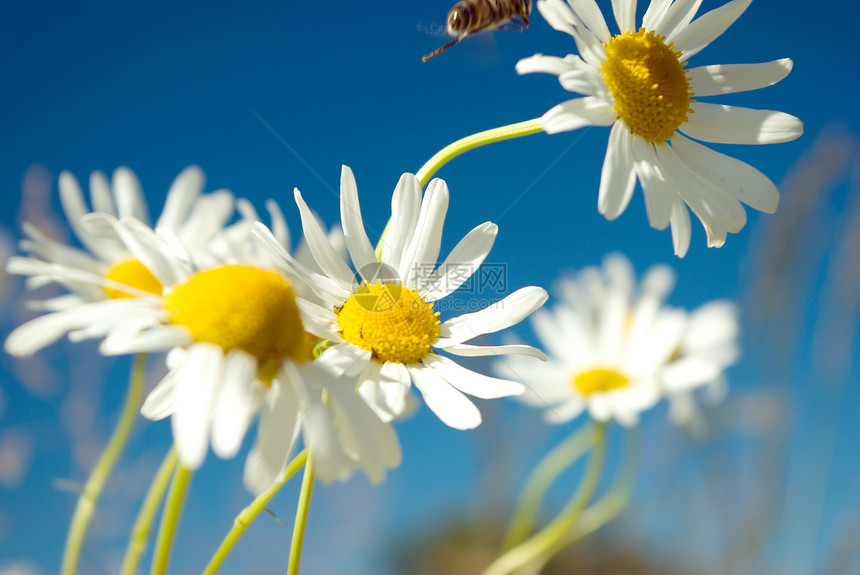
[422,0,533,62]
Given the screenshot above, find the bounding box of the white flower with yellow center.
[493,254,738,426]
[253,166,549,430]
[5,215,401,491]
[518,0,803,256]
[8,165,234,310]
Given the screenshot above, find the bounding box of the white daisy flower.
[493,253,738,426]
[664,298,738,430]
[8,165,234,310]
[5,214,400,491]
[518,0,803,256]
[252,166,549,431]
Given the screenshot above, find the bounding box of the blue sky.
[1,0,859,573]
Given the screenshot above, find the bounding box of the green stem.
[150,465,192,575]
[374,118,544,259]
[203,450,309,575]
[61,353,147,575]
[481,423,608,575]
[560,429,638,548]
[503,422,595,550]
[525,429,639,574]
[415,118,544,186]
[287,452,316,575]
[120,447,178,575]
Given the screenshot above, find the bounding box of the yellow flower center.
[336,282,440,364]
[601,29,694,143]
[573,368,630,396]
[165,265,307,366]
[103,259,163,299]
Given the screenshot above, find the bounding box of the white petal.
[316,344,371,378]
[4,299,148,357]
[113,167,149,222]
[671,133,779,213]
[294,188,356,288]
[655,143,748,248]
[441,342,547,360]
[642,0,672,31]
[539,0,605,63]
[543,398,586,424]
[100,324,189,355]
[663,356,723,391]
[671,0,752,59]
[155,165,205,230]
[438,286,548,346]
[244,376,301,494]
[631,136,672,230]
[141,368,180,421]
[689,59,792,97]
[422,354,523,399]
[654,0,701,39]
[669,199,692,257]
[251,222,349,303]
[211,350,261,459]
[685,103,803,145]
[419,222,497,300]
[357,360,412,422]
[380,173,421,272]
[266,199,291,252]
[558,67,605,97]
[530,308,582,362]
[339,166,378,281]
[326,374,402,483]
[598,122,637,220]
[611,0,636,32]
[569,0,611,42]
[541,97,616,134]
[85,214,188,287]
[356,360,388,418]
[516,53,581,77]
[175,190,234,248]
[58,171,117,262]
[89,170,116,216]
[401,179,449,288]
[296,371,354,484]
[171,343,223,469]
[410,367,482,430]
[684,300,739,356]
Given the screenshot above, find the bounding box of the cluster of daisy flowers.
[5,164,549,491]
[3,0,801,571]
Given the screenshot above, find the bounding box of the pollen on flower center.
[573,368,630,396]
[336,282,440,364]
[104,259,163,299]
[601,29,694,143]
[166,265,306,364]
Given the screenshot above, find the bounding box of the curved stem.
[287,452,316,575]
[150,465,192,575]
[526,429,640,574]
[203,450,308,575]
[120,447,178,575]
[503,422,595,549]
[374,118,544,259]
[61,353,147,575]
[482,423,608,575]
[561,429,638,548]
[415,119,544,186]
